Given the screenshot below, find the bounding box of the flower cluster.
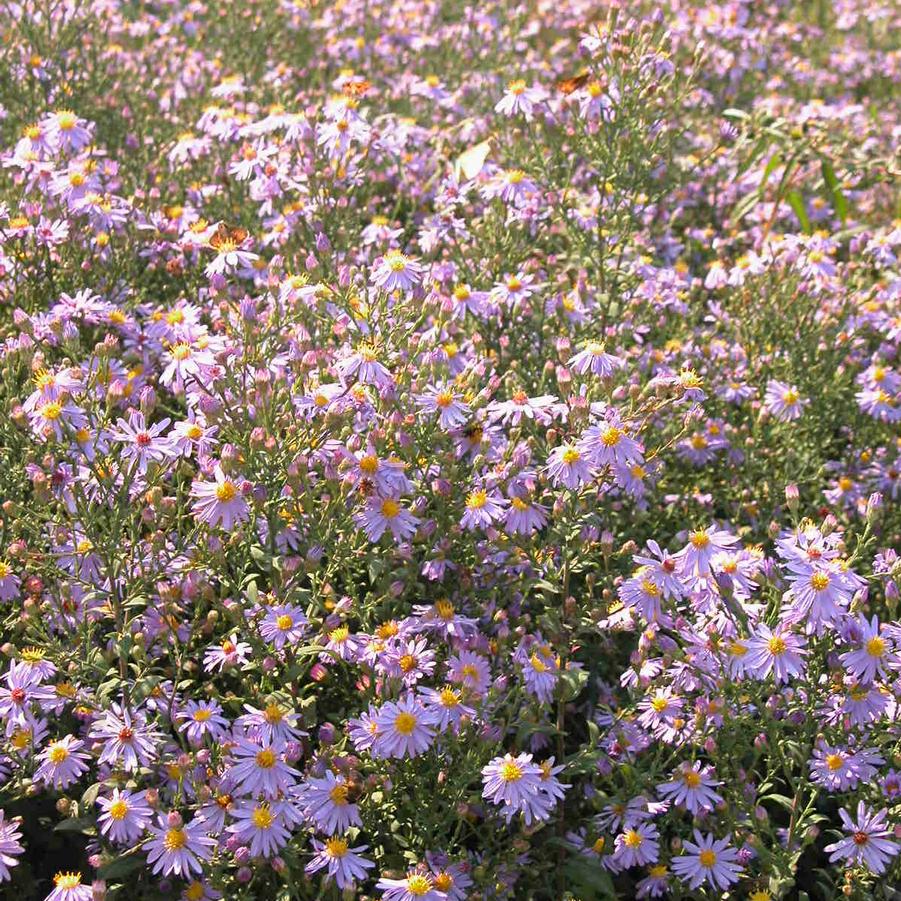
[0,0,899,899]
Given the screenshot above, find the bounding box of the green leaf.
[98,854,145,880]
[786,191,811,233]
[54,816,96,834]
[820,159,848,224]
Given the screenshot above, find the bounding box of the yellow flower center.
[698,849,717,868]
[215,481,237,502]
[276,614,294,631]
[407,875,433,896]
[326,837,348,857]
[866,636,886,658]
[826,753,844,771]
[562,447,581,465]
[767,636,787,655]
[682,770,702,788]
[439,687,460,707]
[394,712,417,735]
[810,572,830,591]
[359,454,378,475]
[690,530,709,548]
[380,498,400,518]
[329,784,349,805]
[164,828,187,851]
[255,749,276,769]
[466,490,488,509]
[193,708,212,722]
[54,873,82,889]
[251,806,275,829]
[500,761,523,782]
[48,744,69,764]
[624,829,643,848]
[108,799,129,820]
[601,427,622,447]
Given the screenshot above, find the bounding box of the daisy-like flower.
[416,386,471,430]
[657,762,723,814]
[546,443,593,490]
[671,831,743,890]
[418,685,475,732]
[0,811,24,883]
[306,836,375,890]
[204,233,259,277]
[176,700,230,745]
[190,465,250,531]
[675,526,739,585]
[494,79,544,120]
[226,800,291,858]
[45,872,92,901]
[145,813,216,878]
[568,341,625,377]
[482,753,544,822]
[299,770,363,834]
[107,410,176,473]
[764,379,808,421]
[227,736,297,798]
[372,694,436,759]
[97,788,153,844]
[377,869,447,901]
[611,823,660,871]
[91,704,160,772]
[840,615,897,683]
[809,743,883,791]
[504,493,548,535]
[355,496,420,543]
[825,802,900,874]
[459,488,507,530]
[260,605,310,649]
[34,735,89,789]
[203,634,252,672]
[744,622,807,683]
[371,250,423,293]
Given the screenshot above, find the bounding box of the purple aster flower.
[671,831,743,891]
[825,802,900,874]
[459,488,508,530]
[355,496,420,543]
[107,410,176,473]
[299,770,363,834]
[546,443,593,490]
[90,704,160,772]
[482,753,544,822]
[0,811,24,882]
[675,526,739,585]
[568,341,624,377]
[371,694,436,759]
[176,700,230,745]
[259,605,310,649]
[371,250,423,293]
[840,614,897,683]
[226,736,297,798]
[809,744,883,791]
[203,634,251,672]
[145,813,216,878]
[190,465,250,531]
[226,800,291,858]
[44,872,92,901]
[504,493,548,535]
[97,788,153,844]
[610,823,660,871]
[377,869,447,901]
[35,735,89,789]
[657,762,723,814]
[418,685,475,732]
[306,836,375,890]
[764,379,808,421]
[416,386,471,430]
[744,622,806,683]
